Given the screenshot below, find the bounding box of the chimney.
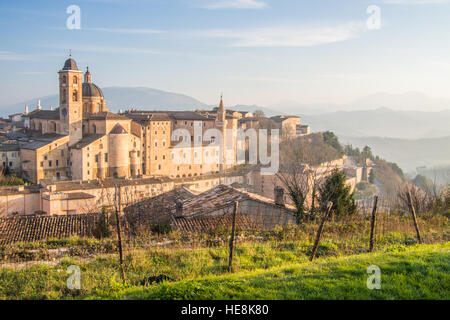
[175,200,183,217]
[274,186,285,207]
[37,99,42,110]
[25,105,29,114]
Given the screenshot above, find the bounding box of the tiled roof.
[0,143,20,151]
[88,112,130,121]
[172,215,262,233]
[179,185,296,217]
[0,186,41,196]
[20,134,68,150]
[124,187,196,226]
[40,177,172,192]
[0,214,99,244]
[270,115,300,123]
[72,134,105,149]
[28,109,60,120]
[122,112,171,122]
[124,111,210,121]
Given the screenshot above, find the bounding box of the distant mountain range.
[340,135,450,173]
[270,91,450,115]
[302,108,450,139]
[2,86,450,171]
[0,87,208,117]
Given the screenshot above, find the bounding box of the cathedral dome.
[82,82,104,98]
[62,58,78,71]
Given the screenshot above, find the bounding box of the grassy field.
[0,241,448,300]
[0,214,448,300]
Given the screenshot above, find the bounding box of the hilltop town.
[0,56,372,219]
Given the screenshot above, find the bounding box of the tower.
[216,95,227,171]
[58,55,83,146]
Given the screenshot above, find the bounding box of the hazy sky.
[1,0,450,107]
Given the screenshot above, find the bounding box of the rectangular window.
[48,160,52,167]
[95,155,99,163]
[104,153,108,162]
[40,162,44,168]
[56,160,59,167]
[61,150,64,156]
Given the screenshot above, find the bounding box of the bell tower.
[58,55,83,146]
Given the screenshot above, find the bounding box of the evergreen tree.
[319,169,357,218]
[369,169,376,184]
[93,207,111,239]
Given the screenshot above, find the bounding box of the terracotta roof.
[39,177,171,192]
[178,185,296,217]
[88,112,130,121]
[0,214,98,244]
[172,214,262,233]
[28,109,60,120]
[110,123,128,134]
[20,134,68,150]
[122,112,171,122]
[270,115,300,123]
[124,111,210,121]
[72,134,105,149]
[124,187,196,226]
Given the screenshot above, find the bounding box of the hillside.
[341,135,450,172]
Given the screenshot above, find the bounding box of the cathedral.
[18,56,238,183]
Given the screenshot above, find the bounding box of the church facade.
[18,57,238,183]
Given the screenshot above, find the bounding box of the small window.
[40,162,44,168]
[56,160,59,167]
[104,153,108,162]
[48,160,52,167]
[95,155,99,163]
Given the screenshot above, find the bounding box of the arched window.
[62,89,67,103]
[72,90,78,102]
[73,76,78,84]
[62,75,67,85]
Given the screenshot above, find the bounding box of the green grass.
[0,242,448,300]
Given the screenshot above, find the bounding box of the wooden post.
[228,201,239,272]
[115,185,126,283]
[407,188,423,244]
[309,202,333,262]
[369,195,379,252]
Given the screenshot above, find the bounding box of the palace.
[11,56,239,183]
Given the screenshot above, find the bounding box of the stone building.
[7,56,241,184]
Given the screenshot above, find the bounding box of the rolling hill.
[340,135,450,172]
[0,87,208,117]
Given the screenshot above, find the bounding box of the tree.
[362,145,374,161]
[276,163,311,224]
[323,131,344,156]
[369,169,376,184]
[93,207,111,239]
[319,169,357,218]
